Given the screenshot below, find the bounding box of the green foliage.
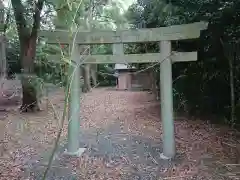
[35,43,68,86]
[97,64,116,86]
[125,0,240,127]
[6,0,126,89]
[6,26,66,86]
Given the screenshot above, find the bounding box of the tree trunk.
[83,64,91,92]
[155,71,160,100]
[90,64,97,87]
[78,45,91,93]
[20,37,40,112]
[0,36,6,78]
[221,40,236,127]
[229,51,235,127]
[11,0,45,112]
[21,74,40,112]
[150,69,157,97]
[80,66,84,92]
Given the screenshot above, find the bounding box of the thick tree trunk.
[20,37,40,112]
[11,0,45,112]
[78,45,91,93]
[83,64,91,92]
[21,74,40,112]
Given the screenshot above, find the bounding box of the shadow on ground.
[22,90,183,180]
[24,121,183,180]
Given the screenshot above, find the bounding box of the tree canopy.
[4,0,240,126]
[125,0,240,127]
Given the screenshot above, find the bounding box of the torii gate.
[40,21,208,159]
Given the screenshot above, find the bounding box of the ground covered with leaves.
[0,84,239,180]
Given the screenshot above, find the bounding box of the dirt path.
[0,88,239,180]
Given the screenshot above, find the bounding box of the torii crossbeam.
[39,21,208,159]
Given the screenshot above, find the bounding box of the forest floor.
[0,81,239,180]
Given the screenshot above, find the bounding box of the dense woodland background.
[4,0,240,127]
